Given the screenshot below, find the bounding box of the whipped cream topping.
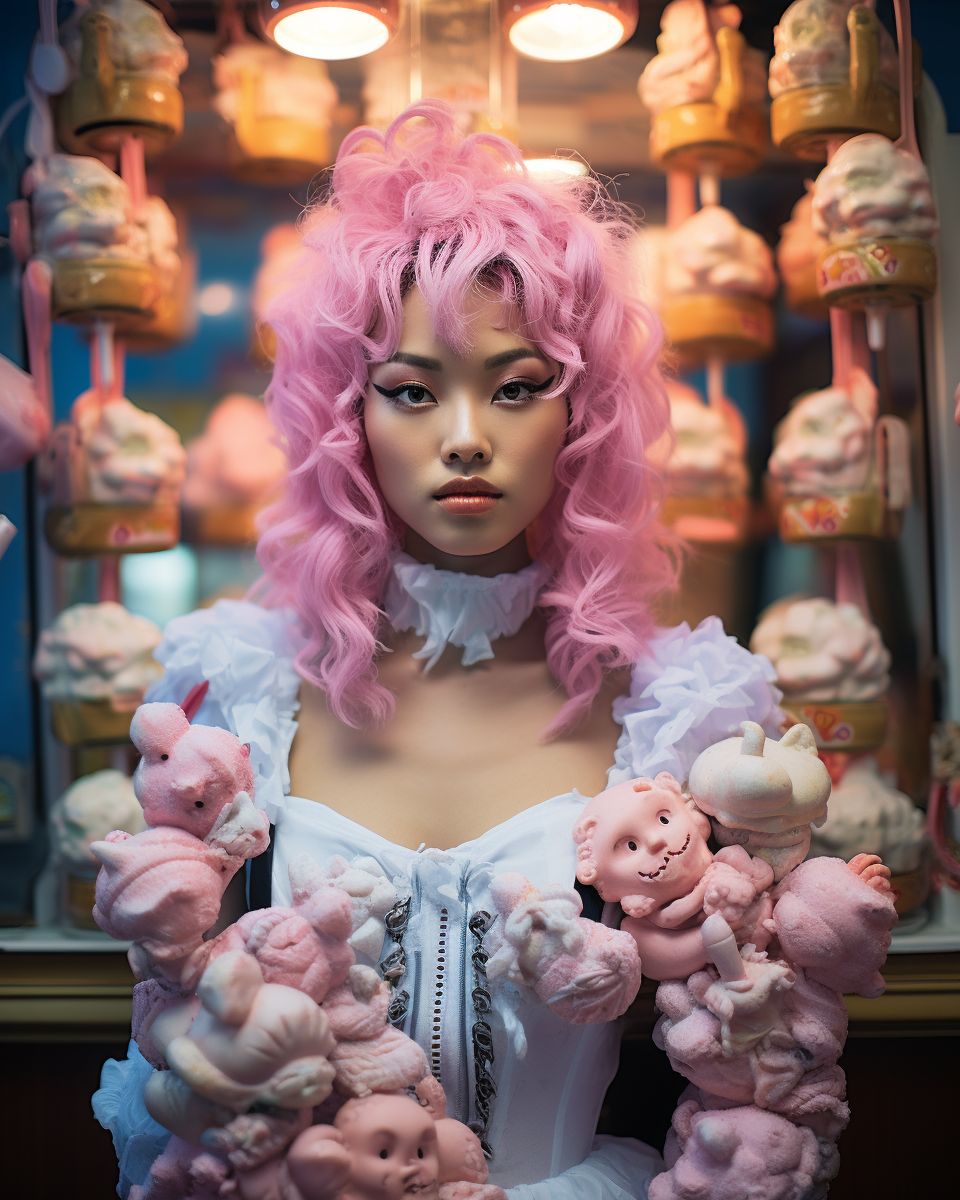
[51,769,146,866]
[28,154,147,264]
[750,595,890,703]
[664,206,777,300]
[62,0,188,86]
[812,134,938,244]
[768,366,877,494]
[73,393,186,505]
[213,41,337,130]
[769,0,899,100]
[651,380,749,497]
[638,0,767,116]
[383,553,552,671]
[34,601,163,704]
[809,756,926,874]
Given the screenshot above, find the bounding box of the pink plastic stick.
[706,356,724,409]
[22,259,53,423]
[98,556,121,602]
[893,0,919,158]
[38,0,57,44]
[666,171,697,229]
[830,308,852,388]
[119,135,147,214]
[701,913,747,982]
[7,200,32,265]
[835,543,870,617]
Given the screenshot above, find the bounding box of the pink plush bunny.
[485,874,641,1024]
[771,855,897,999]
[650,1088,837,1200]
[131,702,256,841]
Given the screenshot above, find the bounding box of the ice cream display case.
[1,3,960,1198]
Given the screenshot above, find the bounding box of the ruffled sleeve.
[608,616,783,789]
[144,600,305,823]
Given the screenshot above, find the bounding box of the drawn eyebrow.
[484,347,548,370]
[385,352,444,370]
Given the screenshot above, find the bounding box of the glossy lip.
[433,477,502,515]
[433,477,502,498]
[636,833,691,880]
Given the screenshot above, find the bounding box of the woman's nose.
[440,398,492,466]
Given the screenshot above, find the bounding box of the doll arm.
[621,916,710,982]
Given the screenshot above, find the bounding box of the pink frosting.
[768,366,877,493]
[812,134,938,244]
[183,394,287,508]
[638,1,767,115]
[769,0,899,100]
[664,207,777,299]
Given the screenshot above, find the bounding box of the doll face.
[582,781,714,906]
[363,287,568,564]
[338,1095,440,1200]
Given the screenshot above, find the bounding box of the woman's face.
[363,286,568,566]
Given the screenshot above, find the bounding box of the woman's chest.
[288,654,625,850]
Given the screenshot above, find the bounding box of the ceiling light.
[524,156,589,177]
[258,0,399,62]
[501,0,637,63]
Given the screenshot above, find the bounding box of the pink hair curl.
[257,100,673,737]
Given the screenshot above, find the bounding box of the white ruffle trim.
[505,1135,663,1200]
[93,1039,171,1199]
[384,553,552,671]
[608,616,784,790]
[144,600,305,823]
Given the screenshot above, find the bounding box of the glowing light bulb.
[272,7,391,61]
[508,3,629,63]
[524,157,590,178]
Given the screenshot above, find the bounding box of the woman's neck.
[402,530,533,577]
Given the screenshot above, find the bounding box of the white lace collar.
[383,552,552,671]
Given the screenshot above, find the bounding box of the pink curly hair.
[257,100,673,737]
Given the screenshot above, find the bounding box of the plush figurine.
[573,773,775,981]
[485,874,641,1024]
[649,1087,838,1200]
[654,949,851,1136]
[147,951,336,1113]
[687,721,832,880]
[323,965,430,1097]
[236,1087,507,1200]
[131,701,257,842]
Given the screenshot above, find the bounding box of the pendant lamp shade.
[501,0,637,62]
[258,0,399,61]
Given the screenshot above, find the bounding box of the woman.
[96,102,782,1199]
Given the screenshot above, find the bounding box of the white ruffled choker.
[383,552,552,671]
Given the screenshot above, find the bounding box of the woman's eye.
[494,375,555,404]
[372,382,436,407]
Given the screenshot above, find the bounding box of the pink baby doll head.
[333,1093,441,1200]
[574,774,714,915]
[132,701,255,839]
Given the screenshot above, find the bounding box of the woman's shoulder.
[607,616,784,789]
[144,599,307,822]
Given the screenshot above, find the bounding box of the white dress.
[94,600,783,1200]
